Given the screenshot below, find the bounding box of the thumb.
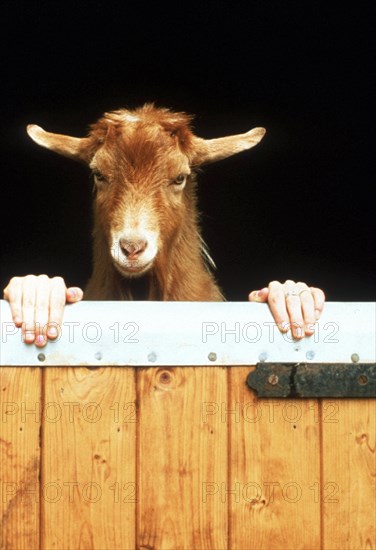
[248,287,269,302]
[66,287,84,303]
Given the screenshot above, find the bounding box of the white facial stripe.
[110,207,159,272]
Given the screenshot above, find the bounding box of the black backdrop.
[0,2,374,300]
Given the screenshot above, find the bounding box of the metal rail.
[0,300,374,367]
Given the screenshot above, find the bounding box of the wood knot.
[155,368,175,389]
[356,433,368,445]
[158,371,172,385]
[248,497,266,509]
[153,367,184,391]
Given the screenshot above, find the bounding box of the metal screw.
[147,352,157,363]
[208,352,217,362]
[268,374,279,385]
[37,353,46,362]
[358,374,368,385]
[94,352,102,360]
[306,350,315,360]
[258,352,268,363]
[351,353,359,363]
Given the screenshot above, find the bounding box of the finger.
[3,277,23,326]
[285,293,305,339]
[47,277,67,339]
[296,283,316,335]
[21,276,38,344]
[267,281,290,332]
[248,287,269,302]
[281,280,307,338]
[34,275,51,347]
[66,287,84,303]
[310,287,325,319]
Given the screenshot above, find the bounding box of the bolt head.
[268,374,279,385]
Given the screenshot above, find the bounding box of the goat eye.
[93,170,106,183]
[173,174,187,186]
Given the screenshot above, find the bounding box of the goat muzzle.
[119,239,147,260]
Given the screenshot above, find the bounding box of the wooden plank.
[0,366,41,550]
[322,398,376,550]
[41,366,136,550]
[137,366,228,550]
[229,366,321,549]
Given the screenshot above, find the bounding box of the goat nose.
[119,239,147,259]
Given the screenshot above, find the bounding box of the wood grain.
[0,366,41,550]
[2,364,375,550]
[228,366,321,549]
[41,366,136,550]
[322,398,376,550]
[137,366,228,550]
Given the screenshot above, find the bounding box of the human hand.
[248,280,325,339]
[3,275,84,347]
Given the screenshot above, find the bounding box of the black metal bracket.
[247,363,376,398]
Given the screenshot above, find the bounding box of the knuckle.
[4,277,20,294]
[35,304,48,314]
[268,294,280,306]
[50,294,66,311]
[37,274,50,282]
[268,280,281,290]
[312,286,326,303]
[22,297,35,308]
[50,300,66,314]
[297,281,308,288]
[52,276,65,286]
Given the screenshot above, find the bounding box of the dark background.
[0,1,374,301]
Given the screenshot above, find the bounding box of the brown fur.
[83,105,224,301]
[28,104,265,301]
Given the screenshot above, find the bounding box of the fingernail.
[36,335,46,345]
[48,326,58,337]
[258,287,267,297]
[295,327,304,339]
[279,322,290,332]
[69,289,77,297]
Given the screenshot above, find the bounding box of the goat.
[26,104,265,301]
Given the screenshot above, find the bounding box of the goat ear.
[26,125,91,163]
[191,127,266,165]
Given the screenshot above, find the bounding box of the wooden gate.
[1,301,375,549]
